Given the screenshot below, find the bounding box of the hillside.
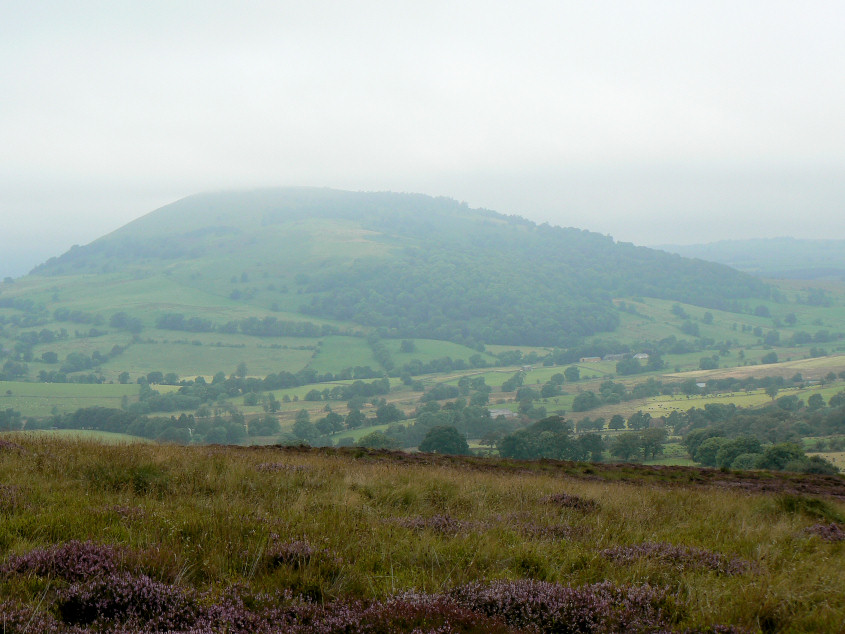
[31,188,768,346]
[660,237,845,280]
[0,438,842,632]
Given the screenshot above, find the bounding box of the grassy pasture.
[385,338,497,364]
[306,336,378,373]
[6,429,151,443]
[0,381,138,417]
[330,422,392,443]
[98,341,315,381]
[0,439,842,631]
[661,353,845,382]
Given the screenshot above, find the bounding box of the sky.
[2,1,845,278]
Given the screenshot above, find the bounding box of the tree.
[399,340,416,353]
[563,366,580,382]
[0,408,22,431]
[264,393,280,413]
[225,422,247,444]
[540,382,561,398]
[680,379,701,395]
[357,431,398,449]
[776,395,802,412]
[627,411,651,431]
[469,391,489,406]
[761,352,779,365]
[578,433,605,461]
[157,427,191,444]
[714,436,761,469]
[376,403,403,424]
[640,428,668,459]
[830,391,845,408]
[323,411,344,434]
[2,360,29,380]
[699,356,718,370]
[764,330,780,346]
[609,433,642,461]
[646,354,666,371]
[292,417,317,441]
[497,430,535,460]
[418,426,470,455]
[249,415,281,436]
[235,362,249,379]
[572,391,600,412]
[758,442,806,470]
[764,385,780,400]
[694,437,729,467]
[731,453,762,470]
[163,372,179,385]
[608,414,626,430]
[345,409,366,429]
[807,393,826,411]
[615,357,642,375]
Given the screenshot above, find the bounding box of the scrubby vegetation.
[0,437,843,632]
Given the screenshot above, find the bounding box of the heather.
[600,542,753,576]
[0,436,843,632]
[803,522,845,542]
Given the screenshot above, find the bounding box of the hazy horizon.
[3,1,845,277]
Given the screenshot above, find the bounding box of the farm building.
[489,408,519,420]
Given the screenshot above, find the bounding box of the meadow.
[0,437,843,632]
[0,381,139,417]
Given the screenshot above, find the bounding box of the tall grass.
[0,436,843,631]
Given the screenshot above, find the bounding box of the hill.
[31,188,768,346]
[659,237,845,280]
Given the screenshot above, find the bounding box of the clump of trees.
[497,416,604,462]
[678,400,843,475]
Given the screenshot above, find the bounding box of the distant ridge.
[658,237,845,280]
[31,188,769,346]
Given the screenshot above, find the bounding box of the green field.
[3,272,845,440]
[306,336,378,373]
[0,381,139,417]
[98,340,316,381]
[6,429,151,443]
[386,338,498,365]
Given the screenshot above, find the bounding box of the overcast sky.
[2,1,845,277]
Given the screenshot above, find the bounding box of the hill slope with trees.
[31,188,768,346]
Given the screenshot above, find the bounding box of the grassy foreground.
[1,437,843,632]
